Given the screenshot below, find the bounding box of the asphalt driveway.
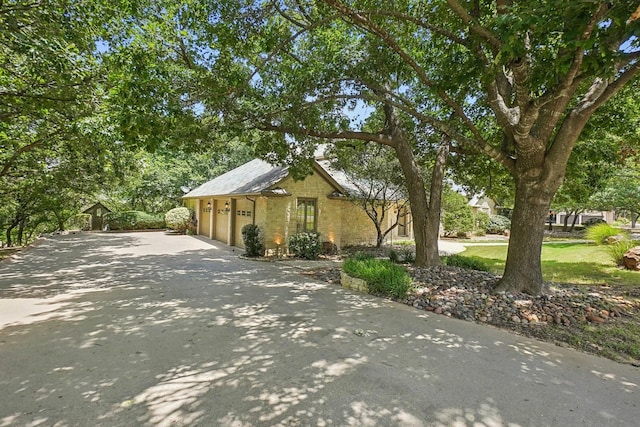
[0,232,637,426]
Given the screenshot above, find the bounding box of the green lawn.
[461,242,640,286]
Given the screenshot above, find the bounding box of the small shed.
[82,202,112,231]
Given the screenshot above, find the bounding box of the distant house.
[468,194,497,216]
[182,156,412,254]
[549,210,615,227]
[82,202,112,231]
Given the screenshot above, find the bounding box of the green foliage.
[343,257,412,299]
[241,224,264,257]
[444,255,490,272]
[288,232,322,260]
[399,247,415,264]
[352,252,375,261]
[475,211,490,236]
[442,189,474,237]
[389,247,414,264]
[584,218,606,227]
[606,240,636,267]
[486,215,511,234]
[388,249,400,264]
[103,211,165,231]
[66,214,91,231]
[164,207,191,233]
[328,144,407,248]
[590,162,640,226]
[584,223,626,245]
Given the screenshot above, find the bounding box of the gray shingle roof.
[182,157,386,200]
[183,159,289,198]
[314,159,359,195]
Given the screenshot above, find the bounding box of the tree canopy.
[2,1,639,296]
[177,0,639,294]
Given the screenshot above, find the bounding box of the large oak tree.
[185,0,639,294]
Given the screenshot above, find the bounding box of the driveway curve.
[0,232,637,426]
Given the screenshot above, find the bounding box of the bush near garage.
[241,224,264,257]
[164,207,191,233]
[288,231,322,260]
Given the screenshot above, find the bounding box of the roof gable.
[183,159,289,198]
[182,157,377,200]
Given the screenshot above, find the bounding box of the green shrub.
[607,239,636,266]
[104,211,166,231]
[241,224,264,257]
[399,247,415,263]
[584,223,626,245]
[288,231,322,259]
[388,249,400,263]
[444,254,489,271]
[584,218,606,227]
[475,211,490,236]
[343,257,412,299]
[486,215,511,234]
[164,207,191,233]
[352,251,375,261]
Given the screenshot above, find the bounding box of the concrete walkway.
[0,232,637,426]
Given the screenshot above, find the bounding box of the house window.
[397,206,409,237]
[297,198,317,232]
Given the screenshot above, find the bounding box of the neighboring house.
[468,194,497,216]
[182,157,412,254]
[82,202,112,231]
[549,210,615,227]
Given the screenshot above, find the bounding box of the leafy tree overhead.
[592,161,640,227]
[176,0,640,295]
[104,138,254,213]
[553,78,640,231]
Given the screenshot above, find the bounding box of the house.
[182,157,412,254]
[82,202,112,231]
[468,194,498,216]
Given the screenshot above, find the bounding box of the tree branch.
[445,0,501,53]
[257,123,396,147]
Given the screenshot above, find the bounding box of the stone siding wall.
[184,172,414,252]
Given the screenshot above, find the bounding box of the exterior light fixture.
[204,202,212,212]
[224,202,231,213]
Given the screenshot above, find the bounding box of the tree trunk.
[375,222,384,248]
[382,100,440,267]
[17,219,25,246]
[5,227,13,247]
[569,211,580,232]
[494,181,553,295]
[425,135,450,258]
[562,212,570,232]
[393,136,437,266]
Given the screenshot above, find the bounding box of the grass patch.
[343,256,412,299]
[443,254,489,271]
[539,321,640,363]
[462,243,640,286]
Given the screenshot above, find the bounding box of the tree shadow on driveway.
[0,232,637,426]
